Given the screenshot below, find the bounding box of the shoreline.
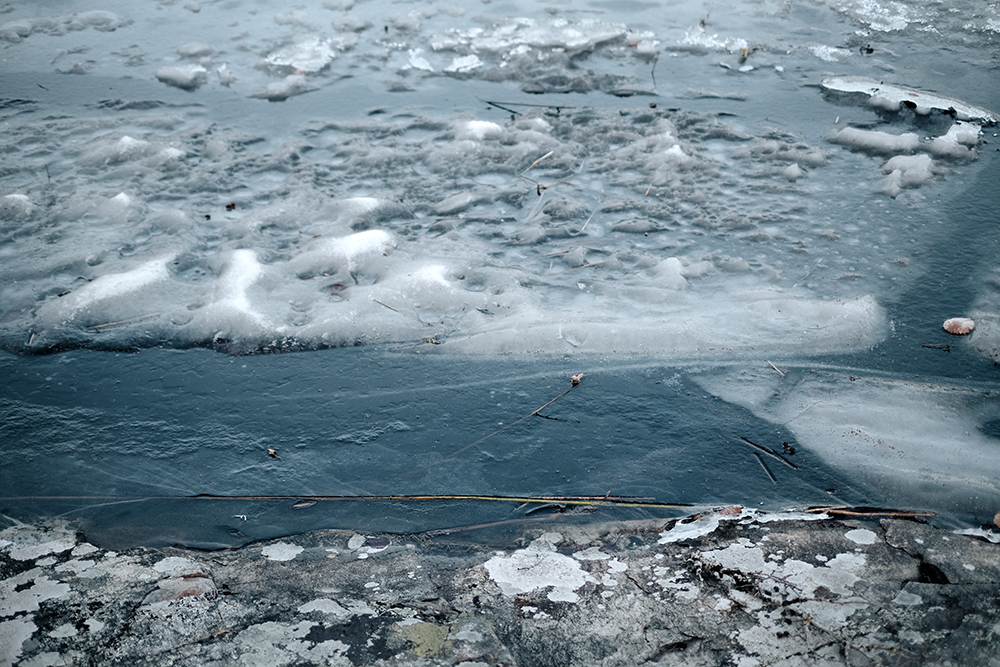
[3,508,999,666]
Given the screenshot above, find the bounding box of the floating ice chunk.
[821,76,999,125]
[928,121,981,160]
[444,54,482,73]
[217,63,235,86]
[430,18,626,56]
[0,194,35,221]
[782,163,804,181]
[830,127,921,156]
[679,24,748,53]
[264,36,354,72]
[176,42,213,58]
[250,74,315,101]
[406,49,433,71]
[456,120,502,140]
[881,154,936,196]
[155,64,208,91]
[0,11,132,42]
[809,45,851,62]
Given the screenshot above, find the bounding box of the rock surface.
[3,509,1000,666]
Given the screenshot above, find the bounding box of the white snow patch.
[484,532,594,603]
[844,529,878,545]
[153,556,198,574]
[262,542,304,562]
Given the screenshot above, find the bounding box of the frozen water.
[0,0,999,545]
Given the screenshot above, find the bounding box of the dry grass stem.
[520,150,554,176]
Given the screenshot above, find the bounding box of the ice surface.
[0,0,998,538]
[694,369,1000,519]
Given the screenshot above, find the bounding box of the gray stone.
[2,510,1000,666]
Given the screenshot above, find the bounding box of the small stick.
[532,385,577,416]
[412,375,586,468]
[28,332,35,346]
[650,51,659,91]
[644,184,651,196]
[479,99,576,112]
[544,249,570,256]
[767,360,786,377]
[372,299,400,313]
[753,452,778,484]
[783,400,822,425]
[581,205,598,232]
[738,436,798,469]
[804,506,935,518]
[520,150,554,176]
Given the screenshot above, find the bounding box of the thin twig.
[520,153,598,193]
[738,436,799,469]
[767,360,786,377]
[412,375,586,469]
[0,492,690,509]
[372,299,400,313]
[753,452,778,484]
[520,150,554,177]
[581,205,598,232]
[479,98,576,113]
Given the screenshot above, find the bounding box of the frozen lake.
[1,0,999,548]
